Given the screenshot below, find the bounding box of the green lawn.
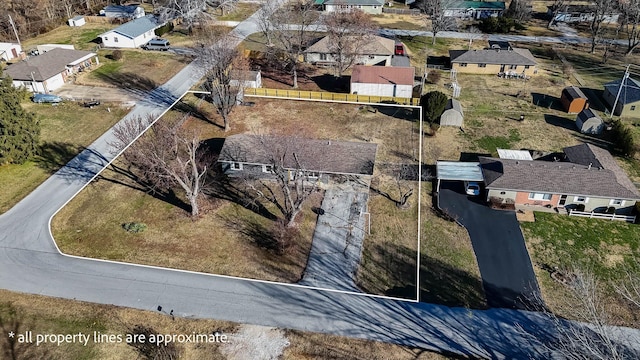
[476,129,522,156]
[21,23,114,51]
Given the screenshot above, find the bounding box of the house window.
[524,65,530,69]
[262,165,273,173]
[500,191,506,195]
[609,199,625,206]
[573,196,589,203]
[478,63,486,68]
[632,106,637,111]
[319,53,327,61]
[307,171,319,179]
[104,37,108,41]
[528,192,552,201]
[460,63,467,67]
[509,65,517,70]
[114,37,118,43]
[230,162,243,171]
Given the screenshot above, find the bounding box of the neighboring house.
[230,70,262,88]
[575,108,604,135]
[3,48,98,93]
[603,76,640,118]
[315,0,385,14]
[68,15,86,27]
[560,86,589,114]
[218,134,378,185]
[37,44,75,54]
[444,1,506,19]
[305,35,396,67]
[101,5,145,19]
[479,143,640,214]
[440,99,464,127]
[449,48,537,76]
[547,5,619,24]
[0,42,22,61]
[350,65,415,98]
[99,15,162,48]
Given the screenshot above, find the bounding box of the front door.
[500,64,506,72]
[559,195,567,206]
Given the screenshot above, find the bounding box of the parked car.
[32,94,62,104]
[465,181,481,196]
[142,38,170,51]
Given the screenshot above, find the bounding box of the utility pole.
[610,64,630,119]
[8,15,21,46]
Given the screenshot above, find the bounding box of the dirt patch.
[220,325,290,360]
[516,210,536,222]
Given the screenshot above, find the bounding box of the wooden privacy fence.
[244,88,420,106]
[568,209,636,223]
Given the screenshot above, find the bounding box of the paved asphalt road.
[1,7,640,359]
[438,181,540,309]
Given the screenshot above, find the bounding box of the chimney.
[588,162,592,169]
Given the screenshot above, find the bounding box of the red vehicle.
[394,43,405,56]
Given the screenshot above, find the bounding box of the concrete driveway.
[54,84,141,104]
[438,181,540,309]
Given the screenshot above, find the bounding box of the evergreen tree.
[0,75,40,165]
[420,91,449,123]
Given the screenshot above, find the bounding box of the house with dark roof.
[449,48,537,76]
[315,0,385,14]
[101,5,145,20]
[603,76,640,118]
[305,35,396,67]
[350,65,415,98]
[3,48,98,93]
[444,1,506,19]
[218,134,378,185]
[98,15,162,48]
[479,143,640,214]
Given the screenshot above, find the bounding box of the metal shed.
[575,108,604,135]
[440,99,464,127]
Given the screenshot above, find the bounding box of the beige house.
[603,76,640,118]
[316,0,385,14]
[305,35,395,67]
[449,48,537,76]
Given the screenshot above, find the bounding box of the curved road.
[2,9,639,359]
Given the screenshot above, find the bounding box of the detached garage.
[350,65,415,98]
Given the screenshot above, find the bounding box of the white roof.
[436,161,484,181]
[497,149,533,161]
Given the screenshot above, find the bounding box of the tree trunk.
[286,207,302,228]
[590,37,597,53]
[189,194,199,217]
[223,115,230,132]
[292,67,298,89]
[432,32,437,45]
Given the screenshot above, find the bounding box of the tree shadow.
[0,302,52,359]
[310,74,349,92]
[35,141,85,174]
[373,106,418,121]
[173,98,222,128]
[96,71,179,107]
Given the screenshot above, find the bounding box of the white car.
[465,181,481,196]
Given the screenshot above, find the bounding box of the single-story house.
[487,40,511,50]
[575,108,604,135]
[449,48,537,76]
[547,5,619,24]
[218,134,378,185]
[479,143,640,214]
[230,70,262,89]
[101,5,145,20]
[305,35,396,67]
[99,15,162,48]
[37,44,75,54]
[440,99,464,127]
[0,42,22,62]
[68,15,86,27]
[350,65,415,98]
[603,76,640,118]
[315,0,385,15]
[3,48,98,93]
[444,1,506,19]
[560,86,589,114]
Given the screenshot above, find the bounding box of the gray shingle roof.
[604,77,640,105]
[104,5,140,14]
[219,134,378,176]
[479,144,640,199]
[103,15,160,39]
[305,35,395,56]
[321,0,385,5]
[449,48,537,66]
[3,48,95,81]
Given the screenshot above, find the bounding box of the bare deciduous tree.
[210,0,238,16]
[418,0,457,45]
[506,0,532,23]
[255,0,279,47]
[111,115,211,218]
[620,0,640,56]
[199,34,250,132]
[547,0,569,28]
[155,0,210,30]
[589,0,618,53]
[270,0,316,88]
[322,9,377,77]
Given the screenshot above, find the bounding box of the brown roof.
[449,48,537,66]
[218,134,378,176]
[351,65,415,86]
[562,86,587,101]
[305,35,395,56]
[480,154,640,200]
[3,48,95,81]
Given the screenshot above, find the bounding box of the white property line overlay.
[46,90,423,304]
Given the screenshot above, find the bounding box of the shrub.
[576,204,586,212]
[479,17,516,33]
[155,22,174,37]
[420,90,448,123]
[426,71,441,84]
[610,120,637,157]
[122,222,147,233]
[111,49,123,61]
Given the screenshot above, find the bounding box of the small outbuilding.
[575,108,604,135]
[350,65,415,98]
[68,16,86,27]
[561,86,589,114]
[230,70,262,89]
[440,99,464,127]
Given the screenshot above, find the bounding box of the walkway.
[299,182,369,291]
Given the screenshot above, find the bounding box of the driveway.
[54,84,141,104]
[438,181,540,309]
[299,181,369,291]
